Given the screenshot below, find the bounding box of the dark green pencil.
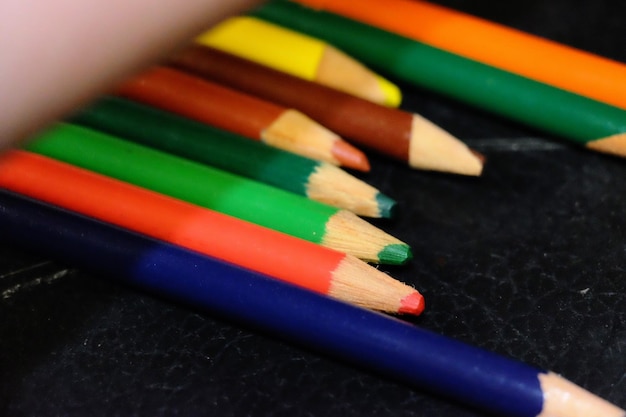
[70,96,395,218]
[252,0,626,158]
[24,122,411,264]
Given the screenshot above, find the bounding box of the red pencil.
[0,150,423,316]
[113,66,369,171]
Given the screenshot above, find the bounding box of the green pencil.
[24,123,411,264]
[69,96,395,218]
[252,1,626,158]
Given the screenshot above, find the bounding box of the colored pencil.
[169,45,484,176]
[251,1,626,158]
[114,66,369,172]
[24,123,411,265]
[0,151,422,315]
[196,16,401,107]
[70,96,394,218]
[292,0,626,112]
[1,190,622,417]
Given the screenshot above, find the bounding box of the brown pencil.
[113,66,370,172]
[169,45,483,176]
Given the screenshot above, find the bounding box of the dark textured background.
[2,1,626,416]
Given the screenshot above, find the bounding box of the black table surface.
[2,1,625,416]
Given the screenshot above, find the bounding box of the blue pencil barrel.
[0,190,544,417]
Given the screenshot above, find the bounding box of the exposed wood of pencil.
[70,97,391,217]
[309,163,394,218]
[330,255,424,315]
[196,15,401,107]
[169,45,482,176]
[0,150,422,315]
[113,66,369,171]
[324,210,412,265]
[538,372,625,417]
[317,45,400,108]
[585,133,626,157]
[263,108,370,171]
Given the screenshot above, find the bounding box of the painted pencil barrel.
[252,1,626,151]
[199,15,326,81]
[0,150,337,295]
[23,123,334,244]
[71,96,315,196]
[116,66,285,140]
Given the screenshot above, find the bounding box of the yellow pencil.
[196,16,401,107]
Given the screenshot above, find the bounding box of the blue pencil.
[0,190,622,417]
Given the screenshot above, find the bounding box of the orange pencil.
[293,0,626,111]
[113,66,369,171]
[0,150,423,316]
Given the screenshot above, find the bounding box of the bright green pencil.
[69,96,395,218]
[24,123,411,264]
[251,0,626,158]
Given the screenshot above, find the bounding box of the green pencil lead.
[377,243,412,265]
[375,192,397,219]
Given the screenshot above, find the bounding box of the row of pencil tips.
[10,0,626,320]
[2,8,444,322]
[0,28,431,317]
[2,1,624,415]
[1,5,488,322]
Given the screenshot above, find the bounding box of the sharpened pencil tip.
[586,133,626,158]
[470,149,487,164]
[378,244,413,265]
[398,291,425,316]
[375,75,403,108]
[332,140,370,172]
[409,114,484,176]
[538,372,625,417]
[375,193,397,218]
